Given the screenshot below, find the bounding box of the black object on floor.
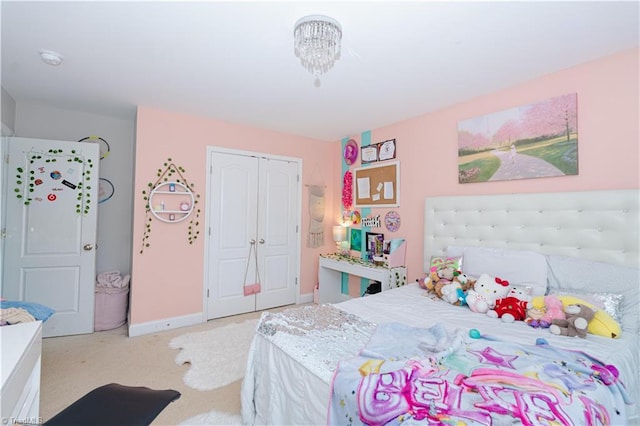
[44,383,181,426]
[362,281,381,296]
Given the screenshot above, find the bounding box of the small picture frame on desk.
[365,232,384,257]
[383,240,391,254]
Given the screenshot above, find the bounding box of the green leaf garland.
[139,158,201,253]
[14,148,94,215]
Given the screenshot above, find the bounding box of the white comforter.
[241,283,638,425]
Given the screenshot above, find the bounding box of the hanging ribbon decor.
[307,185,325,248]
[342,171,353,211]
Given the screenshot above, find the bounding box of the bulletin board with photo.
[354,161,400,208]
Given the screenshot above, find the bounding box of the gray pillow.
[458,246,548,296]
[547,255,639,333]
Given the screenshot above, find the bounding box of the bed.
[241,189,639,425]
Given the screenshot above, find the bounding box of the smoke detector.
[39,50,64,66]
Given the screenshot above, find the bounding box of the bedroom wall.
[1,87,16,135]
[130,107,337,328]
[131,47,637,331]
[340,47,639,295]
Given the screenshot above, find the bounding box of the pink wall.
[342,47,639,291]
[131,109,339,324]
[131,48,638,326]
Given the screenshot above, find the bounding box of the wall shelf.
[148,181,194,223]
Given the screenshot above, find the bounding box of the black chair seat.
[44,383,181,426]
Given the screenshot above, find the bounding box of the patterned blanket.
[330,323,631,425]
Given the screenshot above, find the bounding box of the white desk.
[1,321,42,424]
[318,254,407,304]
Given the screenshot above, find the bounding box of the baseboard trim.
[298,292,314,304]
[128,293,316,337]
[128,312,203,337]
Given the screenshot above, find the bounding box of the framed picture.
[365,232,384,256]
[457,93,578,183]
[350,228,362,251]
[377,139,396,161]
[361,145,378,164]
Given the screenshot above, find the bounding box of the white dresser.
[1,321,42,424]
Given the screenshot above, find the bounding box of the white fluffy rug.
[169,319,257,391]
[179,409,242,425]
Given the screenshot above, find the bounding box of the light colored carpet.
[39,309,281,425]
[179,409,242,425]
[169,319,258,391]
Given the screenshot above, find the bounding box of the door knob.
[83,244,94,251]
[250,239,256,245]
[259,239,265,244]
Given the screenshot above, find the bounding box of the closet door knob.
[259,239,265,244]
[250,239,256,245]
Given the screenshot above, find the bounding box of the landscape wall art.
[457,93,578,183]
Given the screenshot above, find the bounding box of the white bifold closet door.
[206,150,299,319]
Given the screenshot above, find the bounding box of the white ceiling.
[2,1,638,141]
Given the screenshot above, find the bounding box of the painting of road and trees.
[457,93,578,183]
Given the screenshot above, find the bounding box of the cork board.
[354,161,400,207]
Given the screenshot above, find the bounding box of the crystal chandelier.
[293,15,342,87]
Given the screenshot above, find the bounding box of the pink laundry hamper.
[94,285,129,331]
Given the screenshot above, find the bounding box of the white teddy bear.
[465,273,511,314]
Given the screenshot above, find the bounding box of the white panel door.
[206,151,298,319]
[255,158,298,311]
[3,137,99,337]
[207,152,259,318]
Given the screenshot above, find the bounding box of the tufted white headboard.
[424,189,639,271]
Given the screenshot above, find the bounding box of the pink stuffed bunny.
[537,295,566,328]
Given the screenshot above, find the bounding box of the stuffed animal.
[438,272,475,306]
[426,256,461,291]
[426,266,456,298]
[416,275,433,291]
[541,295,566,327]
[487,286,532,322]
[530,294,621,338]
[453,272,475,288]
[549,304,595,338]
[418,269,474,306]
[439,281,463,305]
[416,271,453,300]
[436,267,455,282]
[535,295,566,328]
[430,267,456,293]
[417,270,448,294]
[466,274,511,314]
[452,272,475,305]
[553,295,622,339]
[525,306,546,326]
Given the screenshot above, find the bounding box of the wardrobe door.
[207,151,299,319]
[255,158,298,311]
[207,152,259,319]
